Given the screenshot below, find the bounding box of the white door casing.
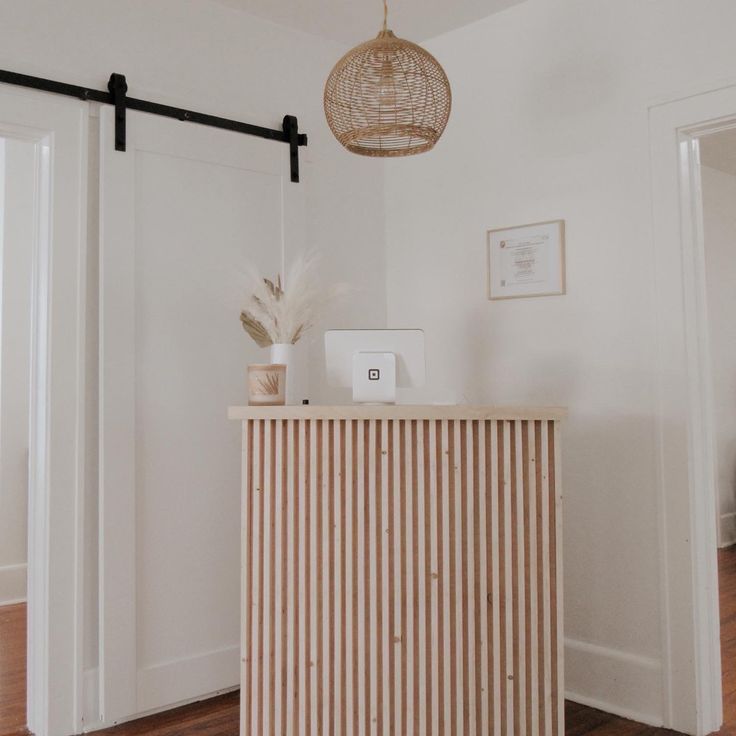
[98,106,304,725]
[649,82,736,735]
[0,86,88,736]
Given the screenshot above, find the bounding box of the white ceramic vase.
[270,342,295,404]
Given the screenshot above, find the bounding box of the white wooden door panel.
[100,107,293,724]
[0,84,88,736]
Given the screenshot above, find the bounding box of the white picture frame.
[487,219,566,300]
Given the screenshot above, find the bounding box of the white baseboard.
[82,647,239,732]
[0,562,27,605]
[136,644,239,714]
[720,512,736,548]
[87,639,665,731]
[83,680,237,733]
[565,637,664,727]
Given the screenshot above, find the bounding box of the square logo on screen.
[368,368,380,381]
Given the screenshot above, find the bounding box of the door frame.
[0,85,88,736]
[649,82,736,736]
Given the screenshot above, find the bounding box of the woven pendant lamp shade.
[324,26,451,157]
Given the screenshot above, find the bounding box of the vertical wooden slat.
[286,420,297,736]
[534,421,545,736]
[367,420,378,735]
[553,421,565,736]
[298,420,308,736]
[489,421,502,736]
[515,419,526,736]
[273,421,284,736]
[368,420,378,736]
[540,422,553,733]
[547,421,560,736]
[262,422,273,736]
[380,420,391,736]
[241,420,252,736]
[356,420,367,736]
[448,421,468,736]
[417,421,428,736]
[502,420,514,735]
[440,419,452,736]
[521,422,532,736]
[250,421,262,736]
[406,421,417,736]
[392,420,402,736]
[476,420,489,736]
[306,419,322,735]
[334,420,344,736]
[528,420,539,736]
[323,420,332,736]
[280,420,289,736]
[345,420,355,736]
[510,420,519,735]
[461,421,482,736]
[428,420,440,736]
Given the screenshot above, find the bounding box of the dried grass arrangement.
[240,252,347,347]
[254,372,280,396]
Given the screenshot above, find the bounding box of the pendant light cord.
[382,0,388,31]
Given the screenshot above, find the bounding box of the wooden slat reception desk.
[229,405,565,736]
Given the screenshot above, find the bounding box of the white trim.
[649,84,736,735]
[565,637,663,727]
[82,668,101,731]
[0,562,28,605]
[0,84,88,736]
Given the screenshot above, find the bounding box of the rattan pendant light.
[323,0,451,157]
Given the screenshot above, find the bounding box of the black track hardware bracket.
[283,115,301,183]
[107,73,128,152]
[0,68,308,182]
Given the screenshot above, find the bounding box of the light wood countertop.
[228,405,566,421]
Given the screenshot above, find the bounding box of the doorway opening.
[699,126,736,732]
[0,133,39,736]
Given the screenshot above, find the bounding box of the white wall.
[702,165,736,548]
[384,0,736,725]
[0,0,386,726]
[0,137,36,606]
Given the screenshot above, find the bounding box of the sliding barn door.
[98,107,303,724]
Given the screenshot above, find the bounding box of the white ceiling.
[700,128,736,177]
[210,0,526,44]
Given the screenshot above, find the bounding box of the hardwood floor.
[0,603,28,736]
[1,547,735,735]
[719,545,736,734]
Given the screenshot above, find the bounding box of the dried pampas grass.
[240,252,348,347]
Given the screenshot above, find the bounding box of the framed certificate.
[487,220,566,300]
